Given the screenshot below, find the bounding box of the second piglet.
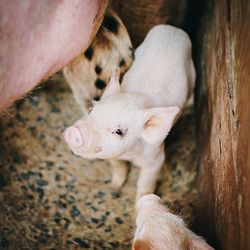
[133,194,214,250]
[64,25,195,199]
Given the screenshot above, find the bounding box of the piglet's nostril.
[64,126,84,148]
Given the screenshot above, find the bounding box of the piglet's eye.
[112,128,126,137]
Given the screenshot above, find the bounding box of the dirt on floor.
[0,76,198,250]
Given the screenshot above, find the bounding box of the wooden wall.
[196,0,250,249]
[110,0,187,46]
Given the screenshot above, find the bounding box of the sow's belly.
[0,0,106,111]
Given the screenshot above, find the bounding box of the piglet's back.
[122,25,195,108]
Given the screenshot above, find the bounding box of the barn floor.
[0,77,198,250]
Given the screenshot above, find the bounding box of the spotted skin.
[84,47,94,61]
[95,79,106,90]
[102,14,120,34]
[63,10,134,114]
[95,65,102,75]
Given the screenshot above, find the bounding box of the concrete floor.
[0,77,198,249]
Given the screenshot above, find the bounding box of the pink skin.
[136,194,162,211]
[134,194,214,250]
[63,70,123,159]
[64,26,195,199]
[0,0,107,112]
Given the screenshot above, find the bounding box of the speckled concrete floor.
[0,76,198,249]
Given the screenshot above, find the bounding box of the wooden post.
[196,0,250,249]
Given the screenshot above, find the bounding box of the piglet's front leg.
[136,149,165,200]
[110,159,129,188]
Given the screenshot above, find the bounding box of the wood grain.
[196,0,250,249]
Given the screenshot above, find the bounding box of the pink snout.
[64,126,84,148]
[64,121,95,153]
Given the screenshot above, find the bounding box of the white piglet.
[64,25,195,199]
[133,194,214,250]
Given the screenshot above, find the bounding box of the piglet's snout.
[64,126,84,148]
[64,120,94,150]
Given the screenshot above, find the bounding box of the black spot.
[96,191,105,199]
[93,96,100,101]
[54,212,61,223]
[36,178,48,187]
[26,194,34,200]
[20,172,30,180]
[91,218,99,224]
[115,217,124,224]
[84,47,93,60]
[95,65,102,74]
[95,79,106,89]
[36,187,45,200]
[55,174,61,181]
[102,14,119,33]
[110,242,119,248]
[70,206,81,217]
[74,238,90,248]
[51,106,61,113]
[59,194,67,200]
[46,161,54,168]
[111,191,121,198]
[39,133,45,140]
[119,58,126,67]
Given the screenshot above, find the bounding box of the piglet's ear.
[132,240,152,250]
[102,68,121,99]
[140,107,180,144]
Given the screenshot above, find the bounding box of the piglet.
[133,194,214,250]
[64,25,195,199]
